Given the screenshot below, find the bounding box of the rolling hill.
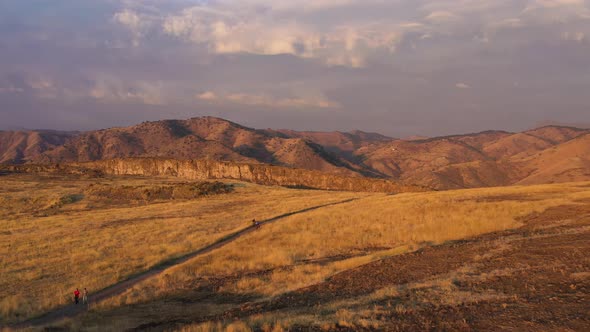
[0,130,76,164]
[1,117,589,189]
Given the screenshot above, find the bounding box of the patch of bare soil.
[163,203,589,331]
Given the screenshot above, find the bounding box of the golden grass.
[114,182,590,308]
[92,182,589,332]
[177,321,253,332]
[4,171,590,329]
[0,173,361,323]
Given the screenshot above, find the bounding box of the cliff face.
[81,159,424,193]
[2,158,425,193]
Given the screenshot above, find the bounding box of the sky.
[0,0,589,136]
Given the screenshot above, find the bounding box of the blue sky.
[1,0,589,136]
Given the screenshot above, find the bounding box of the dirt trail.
[134,204,590,331]
[210,205,590,331]
[10,198,360,330]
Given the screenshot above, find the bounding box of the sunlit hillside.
[0,173,362,324]
[3,171,589,331]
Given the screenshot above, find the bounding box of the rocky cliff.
[82,159,425,193]
[2,158,425,193]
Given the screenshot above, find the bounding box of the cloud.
[425,11,459,23]
[157,2,403,67]
[28,78,54,91]
[491,18,525,29]
[113,10,141,30]
[526,0,585,10]
[0,86,24,94]
[3,1,590,135]
[109,0,590,67]
[522,0,590,20]
[250,0,359,12]
[26,77,59,99]
[197,91,339,109]
[113,9,151,46]
[89,78,165,105]
[196,91,218,101]
[562,31,586,42]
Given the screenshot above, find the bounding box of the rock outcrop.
[2,158,425,193]
[81,159,424,193]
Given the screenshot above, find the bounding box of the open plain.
[1,169,589,331]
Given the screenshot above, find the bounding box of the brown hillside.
[421,130,511,150]
[0,130,75,164]
[482,133,554,159]
[515,133,590,185]
[36,119,255,164]
[32,117,359,177]
[525,125,588,144]
[271,129,392,154]
[359,138,490,178]
[353,127,589,188]
[2,117,589,189]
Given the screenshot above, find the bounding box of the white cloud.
[196,91,218,101]
[113,9,149,46]
[455,83,471,89]
[213,0,377,13]
[28,78,54,91]
[0,86,24,94]
[425,11,459,23]
[26,78,58,99]
[197,91,339,109]
[490,18,525,29]
[89,78,165,105]
[526,0,585,10]
[522,0,590,19]
[159,3,402,67]
[113,10,141,30]
[562,31,587,42]
[111,0,590,66]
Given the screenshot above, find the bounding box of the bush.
[85,182,233,202]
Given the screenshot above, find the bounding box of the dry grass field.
[55,181,589,331]
[2,171,589,331]
[0,172,362,324]
[110,183,587,303]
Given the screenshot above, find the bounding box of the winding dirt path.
[162,204,590,332]
[10,198,360,329]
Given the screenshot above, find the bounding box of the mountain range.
[1,116,589,189]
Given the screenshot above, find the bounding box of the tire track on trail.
[10,197,360,330]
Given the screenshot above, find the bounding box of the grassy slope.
[76,182,590,331]
[0,173,361,323]
[3,172,589,330]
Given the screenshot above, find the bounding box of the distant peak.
[347,130,393,140]
[527,124,588,132]
[186,116,249,128]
